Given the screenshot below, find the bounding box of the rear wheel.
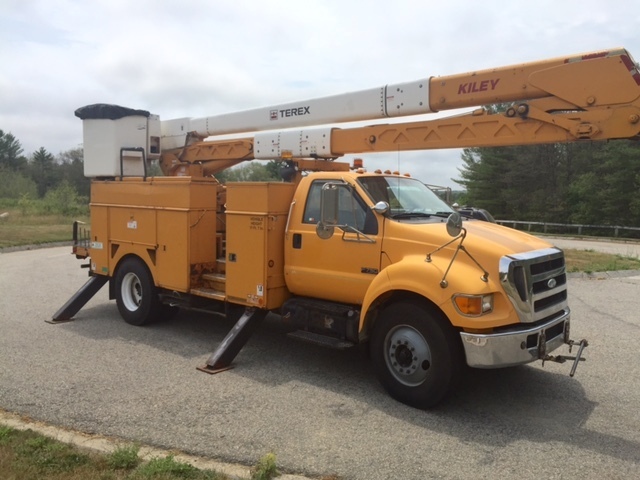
[114,257,160,326]
[370,301,463,408]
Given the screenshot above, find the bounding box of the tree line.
[0,130,89,215]
[454,139,640,228]
[0,129,282,214]
[3,126,639,228]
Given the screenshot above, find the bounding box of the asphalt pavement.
[1,245,640,479]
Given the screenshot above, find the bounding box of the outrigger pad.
[196,365,234,375]
[46,317,75,325]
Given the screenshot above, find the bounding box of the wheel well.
[363,290,454,340]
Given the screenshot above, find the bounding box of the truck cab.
[276,169,570,406]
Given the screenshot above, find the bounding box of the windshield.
[358,176,454,217]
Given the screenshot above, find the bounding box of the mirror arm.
[437,233,465,288]
[339,225,376,244]
[426,229,490,288]
[425,233,463,262]
[458,245,490,283]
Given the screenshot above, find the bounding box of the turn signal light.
[453,294,494,316]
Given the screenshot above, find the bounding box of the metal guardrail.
[495,220,640,238]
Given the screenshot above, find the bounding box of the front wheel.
[114,257,161,326]
[370,301,463,408]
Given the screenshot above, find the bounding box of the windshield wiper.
[434,211,455,218]
[391,212,433,219]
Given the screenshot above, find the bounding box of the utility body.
[55,48,640,407]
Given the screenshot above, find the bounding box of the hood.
[383,217,554,263]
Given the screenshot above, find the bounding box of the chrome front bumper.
[460,309,570,368]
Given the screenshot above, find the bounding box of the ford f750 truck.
[54,48,640,407]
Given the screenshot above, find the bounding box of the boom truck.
[54,48,640,408]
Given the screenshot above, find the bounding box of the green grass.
[251,453,278,480]
[0,426,236,479]
[563,248,640,273]
[135,455,219,479]
[107,444,142,470]
[0,207,88,248]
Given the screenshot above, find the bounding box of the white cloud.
[1,0,638,187]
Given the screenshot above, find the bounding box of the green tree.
[455,147,510,215]
[58,148,90,197]
[43,180,87,216]
[457,143,574,221]
[216,161,282,183]
[0,129,27,171]
[265,160,284,180]
[29,147,59,197]
[0,169,38,199]
[455,139,640,226]
[567,141,640,227]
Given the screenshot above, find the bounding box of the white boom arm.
[160,78,432,150]
[77,48,640,177]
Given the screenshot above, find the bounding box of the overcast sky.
[1,0,638,188]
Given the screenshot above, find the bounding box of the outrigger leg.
[49,275,109,323]
[197,308,267,374]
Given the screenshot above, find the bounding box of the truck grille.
[499,248,569,323]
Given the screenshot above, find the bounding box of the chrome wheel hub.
[384,325,432,386]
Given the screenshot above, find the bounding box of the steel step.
[216,258,226,274]
[202,273,226,291]
[190,287,225,301]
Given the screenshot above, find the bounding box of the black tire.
[370,301,463,408]
[114,257,161,326]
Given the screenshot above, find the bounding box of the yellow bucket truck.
[54,48,640,407]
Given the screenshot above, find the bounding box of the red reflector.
[621,54,640,86]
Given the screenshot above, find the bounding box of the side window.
[302,182,323,224]
[336,187,363,229]
[303,181,378,235]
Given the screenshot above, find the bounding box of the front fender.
[359,255,451,332]
[360,254,514,333]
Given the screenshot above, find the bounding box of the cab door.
[285,179,382,305]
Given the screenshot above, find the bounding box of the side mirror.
[373,201,389,215]
[446,212,463,237]
[316,183,340,239]
[316,222,335,239]
[320,183,339,225]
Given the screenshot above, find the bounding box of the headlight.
[453,293,494,316]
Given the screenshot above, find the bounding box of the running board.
[49,275,109,323]
[287,330,355,349]
[197,308,267,374]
